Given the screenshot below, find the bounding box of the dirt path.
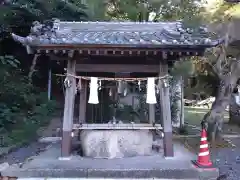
[37,117,62,137]
[0,117,62,165]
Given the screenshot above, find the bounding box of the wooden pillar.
[79,79,87,124]
[61,58,76,158]
[111,84,118,120]
[149,104,155,124]
[180,77,185,127]
[159,63,174,157]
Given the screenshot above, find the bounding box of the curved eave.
[12,33,28,45]
[11,33,224,51]
[31,42,222,50]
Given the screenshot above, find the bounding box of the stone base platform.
[1,142,219,180]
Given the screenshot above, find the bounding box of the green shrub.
[0,56,59,146]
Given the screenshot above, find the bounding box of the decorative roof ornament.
[148,12,157,22]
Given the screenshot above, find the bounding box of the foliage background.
[1,0,239,145]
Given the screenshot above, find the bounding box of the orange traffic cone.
[192,128,214,168]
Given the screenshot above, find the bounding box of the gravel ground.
[0,117,61,165]
[212,138,240,180]
[0,142,50,165]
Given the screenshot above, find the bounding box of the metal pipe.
[47,68,52,101]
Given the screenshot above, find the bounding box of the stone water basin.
[79,130,154,159]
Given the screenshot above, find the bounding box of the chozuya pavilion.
[11,19,222,161]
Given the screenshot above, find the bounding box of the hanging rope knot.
[162,79,169,88]
[77,79,82,92]
[64,77,71,88]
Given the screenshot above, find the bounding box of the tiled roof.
[12,19,223,48]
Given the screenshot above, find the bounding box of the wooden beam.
[61,58,76,158]
[76,72,157,78]
[149,104,155,124]
[76,64,159,73]
[73,123,162,130]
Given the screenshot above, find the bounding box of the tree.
[201,45,240,141]
[229,86,240,126]
[199,0,240,141]
[0,0,91,145]
[0,0,89,46]
[0,0,89,83]
[103,0,202,23]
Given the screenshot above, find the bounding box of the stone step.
[15,178,198,180]
[0,178,199,180]
[1,167,214,180]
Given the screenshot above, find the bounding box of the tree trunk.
[28,54,39,84]
[229,93,240,125]
[202,78,232,142]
